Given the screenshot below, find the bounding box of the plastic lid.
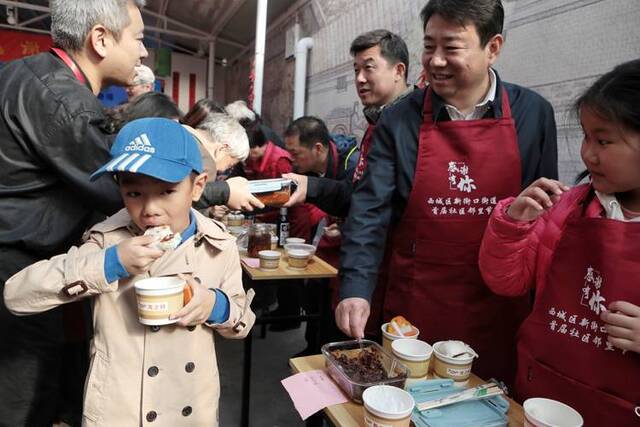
[134,276,184,291]
[288,249,310,258]
[363,385,414,420]
[258,250,281,259]
[248,178,292,194]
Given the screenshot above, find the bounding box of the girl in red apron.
[479,59,640,425]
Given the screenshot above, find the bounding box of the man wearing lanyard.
[336,0,558,387]
[0,1,147,425]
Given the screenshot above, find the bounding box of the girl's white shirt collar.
[595,191,640,222]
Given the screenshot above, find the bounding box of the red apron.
[516,187,640,426]
[383,87,530,385]
[352,124,374,183]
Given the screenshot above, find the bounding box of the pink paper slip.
[241,257,260,268]
[281,369,349,420]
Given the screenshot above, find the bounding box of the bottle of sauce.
[277,207,289,247]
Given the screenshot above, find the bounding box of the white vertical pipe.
[293,37,313,119]
[207,40,215,98]
[253,0,268,115]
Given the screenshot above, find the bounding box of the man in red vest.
[336,0,558,388]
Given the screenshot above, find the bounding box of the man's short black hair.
[420,0,504,47]
[284,116,330,149]
[350,29,409,80]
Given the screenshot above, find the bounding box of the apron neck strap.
[51,48,87,85]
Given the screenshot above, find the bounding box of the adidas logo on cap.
[124,133,156,154]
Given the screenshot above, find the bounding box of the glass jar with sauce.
[247,224,271,258]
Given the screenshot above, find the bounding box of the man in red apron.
[336,0,558,387]
[283,31,413,339]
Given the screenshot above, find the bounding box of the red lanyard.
[50,47,87,85]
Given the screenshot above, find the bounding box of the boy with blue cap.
[3,118,255,426]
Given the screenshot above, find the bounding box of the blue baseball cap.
[91,118,203,183]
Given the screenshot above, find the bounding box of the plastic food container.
[285,237,305,244]
[322,340,409,403]
[258,250,281,270]
[248,178,293,207]
[410,378,509,427]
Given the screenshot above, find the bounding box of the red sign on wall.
[0,29,52,62]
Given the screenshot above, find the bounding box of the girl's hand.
[601,301,640,354]
[117,235,164,275]
[170,275,216,327]
[507,178,570,221]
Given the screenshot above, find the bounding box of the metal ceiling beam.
[145,24,212,41]
[209,0,248,37]
[0,2,244,55]
[231,0,310,63]
[0,0,49,13]
[17,13,49,28]
[0,22,48,35]
[145,33,197,56]
[142,7,209,37]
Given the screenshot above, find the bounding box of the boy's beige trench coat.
[4,209,255,426]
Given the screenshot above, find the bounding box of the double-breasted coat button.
[150,325,160,332]
[148,366,159,377]
[146,411,157,422]
[185,362,195,373]
[182,406,192,416]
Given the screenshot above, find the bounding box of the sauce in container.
[248,178,293,207]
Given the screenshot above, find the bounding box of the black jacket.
[305,139,359,217]
[0,51,124,426]
[0,53,232,279]
[0,52,123,281]
[306,87,415,218]
[339,74,558,301]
